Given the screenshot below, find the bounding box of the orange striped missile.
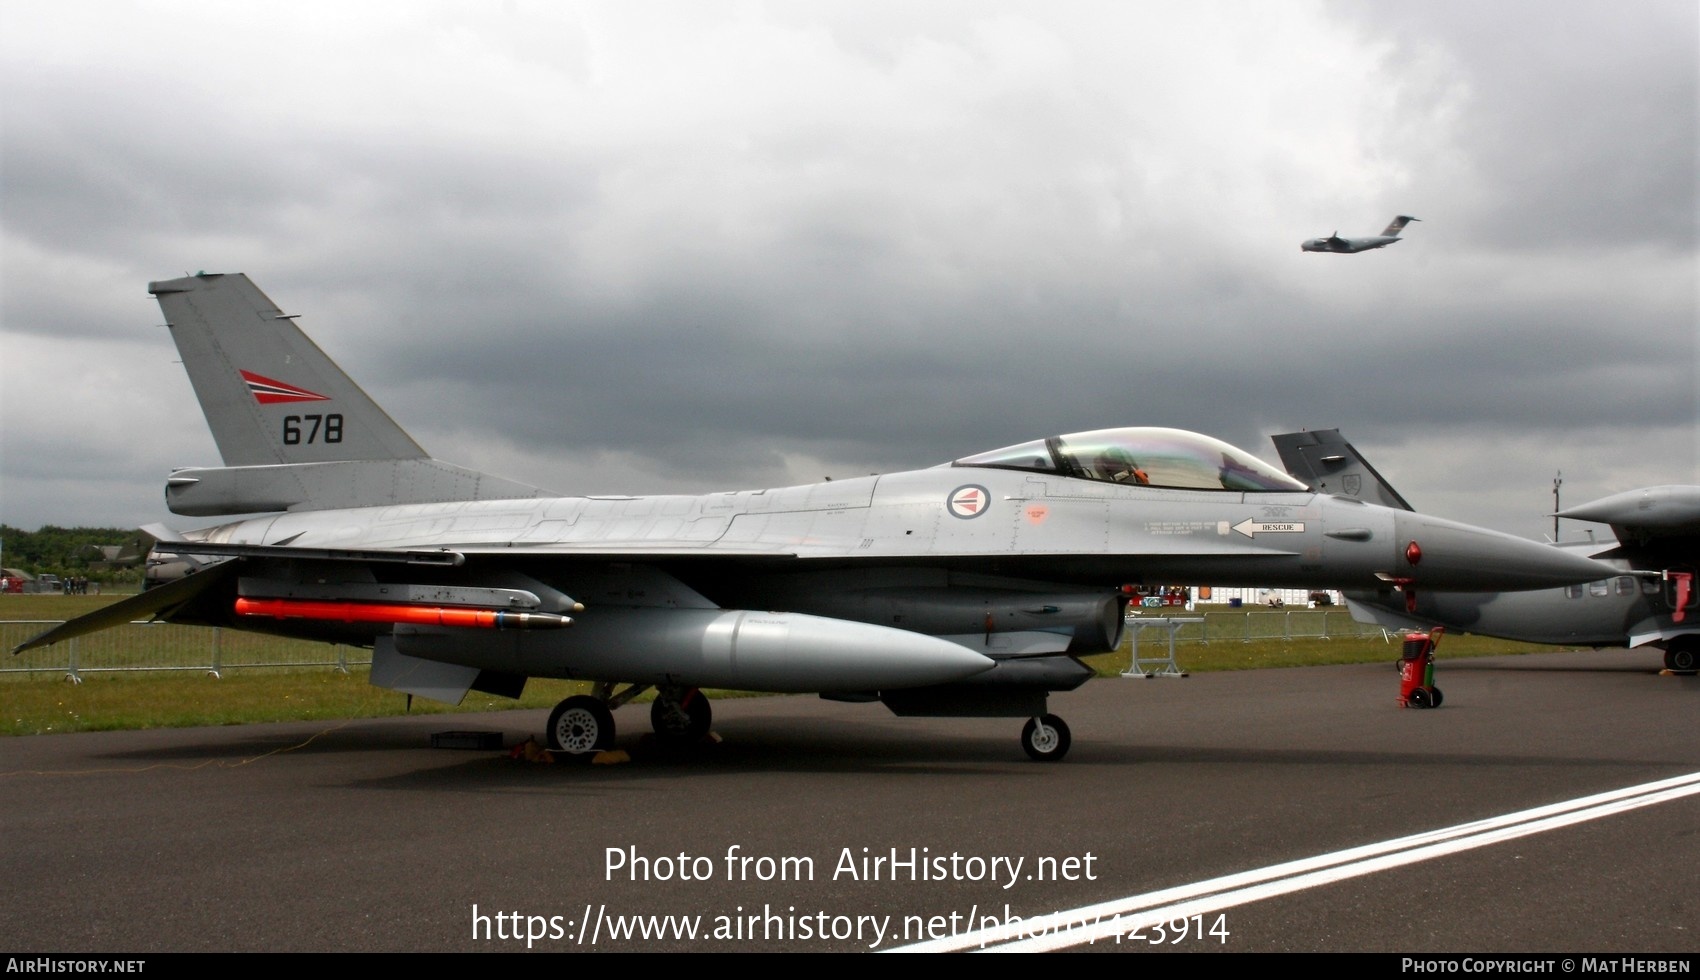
[234,597,571,629]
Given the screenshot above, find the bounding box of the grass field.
[1,593,1563,737]
[1,593,131,620]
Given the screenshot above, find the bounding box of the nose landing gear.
[1021,714,1072,761]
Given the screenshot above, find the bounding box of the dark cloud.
[2,2,1693,539]
[1332,0,1699,249]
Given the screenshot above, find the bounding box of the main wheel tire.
[1430,686,1444,707]
[547,695,615,754]
[1664,640,1698,672]
[1021,714,1072,762]
[650,689,712,740]
[1407,688,1432,709]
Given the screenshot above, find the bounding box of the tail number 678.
[282,413,344,445]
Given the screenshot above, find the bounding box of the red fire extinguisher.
[1398,627,1444,708]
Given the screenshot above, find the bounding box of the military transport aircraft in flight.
[16,275,1618,761]
[1274,429,1699,672]
[1301,216,1420,253]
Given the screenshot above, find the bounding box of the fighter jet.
[16,275,1618,761]
[1301,216,1420,253]
[1274,429,1698,672]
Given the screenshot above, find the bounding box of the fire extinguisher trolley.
[1398,627,1444,708]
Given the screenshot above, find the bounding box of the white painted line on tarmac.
[888,770,1700,952]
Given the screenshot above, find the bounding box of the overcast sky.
[2,0,1695,544]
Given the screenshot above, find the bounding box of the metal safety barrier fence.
[1122,609,1392,645]
[0,620,368,681]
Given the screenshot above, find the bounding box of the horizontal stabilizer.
[12,560,238,655]
[165,459,551,516]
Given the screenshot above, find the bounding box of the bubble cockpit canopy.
[951,427,1309,493]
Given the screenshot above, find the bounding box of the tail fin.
[1270,429,1415,511]
[1380,215,1420,237]
[151,272,549,515]
[151,273,426,466]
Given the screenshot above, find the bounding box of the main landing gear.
[545,684,713,755]
[547,695,614,754]
[650,686,713,740]
[1663,636,1698,673]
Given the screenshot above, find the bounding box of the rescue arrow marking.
[1231,519,1306,537]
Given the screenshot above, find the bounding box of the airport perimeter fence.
[2,609,1392,681]
[0,620,368,681]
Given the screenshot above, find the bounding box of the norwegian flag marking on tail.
[241,370,330,404]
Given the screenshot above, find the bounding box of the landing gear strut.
[1021,714,1071,762]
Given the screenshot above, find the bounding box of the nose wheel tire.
[547,695,615,755]
[1021,714,1071,762]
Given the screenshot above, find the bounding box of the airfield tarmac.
[2,648,1696,954]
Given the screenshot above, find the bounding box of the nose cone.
[1392,513,1618,591]
[1557,485,1700,531]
